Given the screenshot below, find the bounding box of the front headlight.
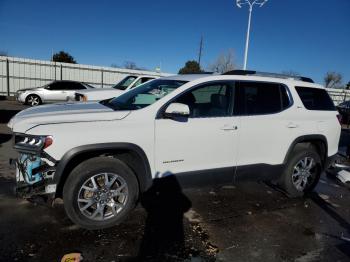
[14,134,53,152]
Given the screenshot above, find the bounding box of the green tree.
[52,51,77,64]
[178,60,202,74]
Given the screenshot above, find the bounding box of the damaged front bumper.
[10,152,57,199]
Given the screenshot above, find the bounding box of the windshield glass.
[112,76,137,90]
[102,79,188,110]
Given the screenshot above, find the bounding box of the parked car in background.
[337,100,350,125]
[16,80,94,106]
[74,75,158,102]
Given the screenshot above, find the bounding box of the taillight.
[337,114,342,125]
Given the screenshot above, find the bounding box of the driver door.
[45,81,69,102]
[154,81,239,185]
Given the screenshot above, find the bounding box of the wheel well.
[286,139,328,167]
[25,94,41,102]
[55,149,151,198]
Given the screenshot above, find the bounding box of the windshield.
[112,76,137,90]
[101,79,188,110]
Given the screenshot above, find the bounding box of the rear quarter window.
[295,86,335,111]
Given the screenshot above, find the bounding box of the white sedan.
[75,75,158,102]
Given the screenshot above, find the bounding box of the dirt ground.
[0,100,350,262]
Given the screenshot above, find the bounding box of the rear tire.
[63,157,139,230]
[25,94,42,106]
[279,145,322,198]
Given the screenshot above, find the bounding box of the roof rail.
[222,70,314,83]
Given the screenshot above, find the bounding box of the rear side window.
[295,86,335,111]
[236,81,291,115]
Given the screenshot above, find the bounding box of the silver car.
[16,80,94,106]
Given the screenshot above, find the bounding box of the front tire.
[63,157,139,230]
[25,94,42,106]
[279,145,322,197]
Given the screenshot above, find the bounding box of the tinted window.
[48,81,67,90]
[174,82,234,118]
[237,81,290,115]
[67,82,86,90]
[113,76,137,90]
[295,86,335,111]
[131,77,154,88]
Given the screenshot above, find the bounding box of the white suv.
[74,75,158,102]
[8,71,341,229]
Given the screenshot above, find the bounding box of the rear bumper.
[325,153,339,169]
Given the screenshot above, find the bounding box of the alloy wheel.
[27,95,40,106]
[292,157,317,191]
[77,173,128,221]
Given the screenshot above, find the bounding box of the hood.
[77,88,124,101]
[8,102,131,132]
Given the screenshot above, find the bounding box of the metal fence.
[0,56,171,96]
[326,88,350,105]
[1,56,349,105]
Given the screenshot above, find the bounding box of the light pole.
[236,0,268,70]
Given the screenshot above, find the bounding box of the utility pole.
[198,35,204,67]
[236,0,268,70]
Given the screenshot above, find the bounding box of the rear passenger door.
[235,81,295,179]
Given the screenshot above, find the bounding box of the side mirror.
[164,103,190,118]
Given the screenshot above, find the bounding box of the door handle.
[287,122,298,128]
[221,124,238,131]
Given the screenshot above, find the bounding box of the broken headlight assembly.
[14,134,53,153]
[12,134,57,196]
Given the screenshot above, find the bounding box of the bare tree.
[123,61,147,71]
[324,72,342,89]
[0,50,8,56]
[124,61,137,70]
[208,50,236,74]
[281,70,300,77]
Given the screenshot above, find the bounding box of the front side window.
[173,82,234,118]
[64,82,85,90]
[295,86,336,111]
[131,77,155,89]
[102,79,187,110]
[236,81,290,115]
[47,81,67,90]
[112,76,137,90]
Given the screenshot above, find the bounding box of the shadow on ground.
[308,192,350,259]
[136,175,192,261]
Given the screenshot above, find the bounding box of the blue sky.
[0,0,349,84]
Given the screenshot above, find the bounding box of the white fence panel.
[326,88,350,105]
[0,56,171,95]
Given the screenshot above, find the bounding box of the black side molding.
[54,143,153,192]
